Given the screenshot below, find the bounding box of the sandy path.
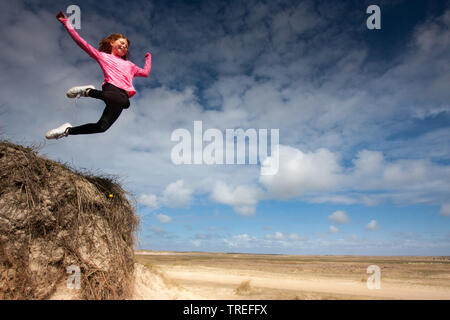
[163,265,450,300]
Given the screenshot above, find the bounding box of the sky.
[1,0,450,255]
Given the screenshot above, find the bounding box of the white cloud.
[259,145,342,198]
[260,145,450,212]
[223,239,237,247]
[149,225,164,233]
[310,195,358,205]
[352,150,385,178]
[155,213,172,224]
[349,151,445,192]
[223,233,257,248]
[288,233,303,241]
[161,180,193,208]
[365,220,379,231]
[329,225,339,233]
[233,234,252,241]
[439,203,450,217]
[138,194,158,209]
[264,232,285,240]
[273,232,285,240]
[190,240,201,247]
[210,181,263,216]
[328,210,350,224]
[264,232,304,242]
[383,160,429,187]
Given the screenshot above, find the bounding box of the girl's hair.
[98,33,130,60]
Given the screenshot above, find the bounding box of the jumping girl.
[46,11,151,140]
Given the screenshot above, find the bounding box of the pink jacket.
[60,18,151,98]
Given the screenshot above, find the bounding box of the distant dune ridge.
[0,141,139,299]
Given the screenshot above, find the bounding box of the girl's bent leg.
[87,88,105,101]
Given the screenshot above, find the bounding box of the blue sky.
[1,0,450,255]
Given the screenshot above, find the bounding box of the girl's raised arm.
[134,52,152,77]
[57,11,100,61]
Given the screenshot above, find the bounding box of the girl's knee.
[98,121,111,132]
[115,96,130,108]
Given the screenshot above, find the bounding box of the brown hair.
[98,33,130,60]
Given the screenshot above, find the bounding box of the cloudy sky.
[1,0,450,255]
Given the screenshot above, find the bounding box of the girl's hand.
[56,11,68,21]
[145,52,151,58]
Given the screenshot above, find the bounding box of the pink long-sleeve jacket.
[60,18,151,98]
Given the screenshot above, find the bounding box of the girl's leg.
[67,104,123,135]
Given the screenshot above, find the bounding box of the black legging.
[67,83,130,135]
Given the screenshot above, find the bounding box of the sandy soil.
[160,265,450,300]
[134,251,450,300]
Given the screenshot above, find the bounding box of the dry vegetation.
[0,141,139,299]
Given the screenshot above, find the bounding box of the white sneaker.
[45,122,72,140]
[66,85,95,98]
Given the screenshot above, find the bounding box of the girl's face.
[110,38,129,57]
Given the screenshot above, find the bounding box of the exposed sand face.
[134,252,450,300]
[132,263,205,299]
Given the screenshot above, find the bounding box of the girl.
[46,11,152,140]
